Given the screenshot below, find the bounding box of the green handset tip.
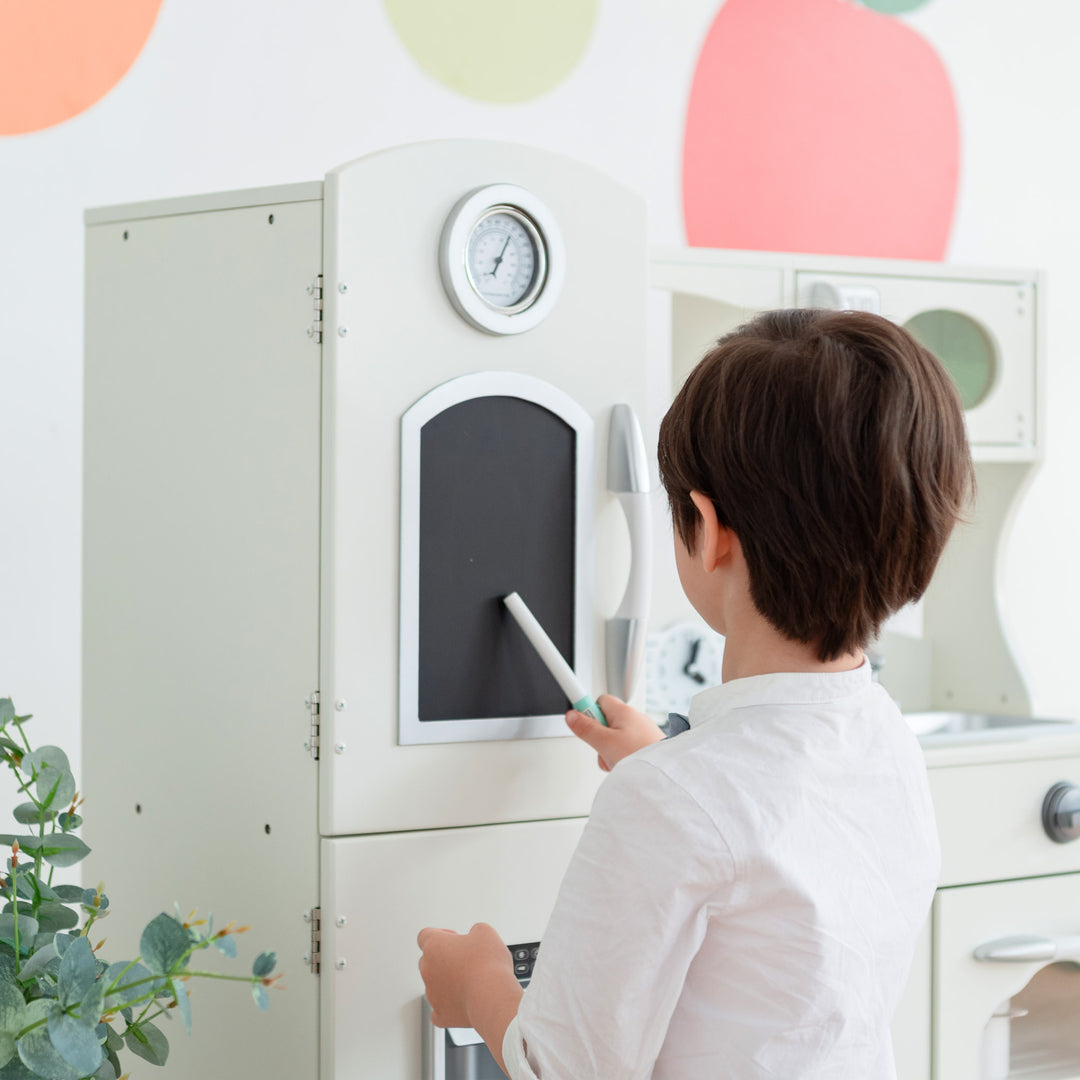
[573,695,608,727]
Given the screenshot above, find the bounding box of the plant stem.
[181,969,260,985]
[11,865,19,977]
[12,719,32,754]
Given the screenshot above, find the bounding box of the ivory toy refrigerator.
[81,142,651,1079]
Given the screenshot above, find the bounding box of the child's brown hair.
[657,308,975,662]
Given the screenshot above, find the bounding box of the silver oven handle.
[974,933,1080,963]
[606,404,652,701]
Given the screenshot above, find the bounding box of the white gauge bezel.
[439,183,565,336]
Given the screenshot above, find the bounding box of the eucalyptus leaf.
[212,934,237,959]
[50,887,82,904]
[0,915,38,951]
[19,748,75,810]
[17,1000,85,1080]
[252,950,276,978]
[79,979,106,1030]
[140,913,190,976]
[16,939,58,982]
[94,1054,119,1080]
[0,1049,37,1079]
[0,978,25,1036]
[13,836,90,870]
[170,978,191,1036]
[252,983,270,1012]
[0,835,90,869]
[0,1034,14,1072]
[31,932,55,953]
[57,936,97,1008]
[11,805,51,828]
[55,814,82,832]
[36,904,79,936]
[0,702,13,725]
[104,1025,123,1054]
[46,1010,105,1076]
[123,1021,169,1067]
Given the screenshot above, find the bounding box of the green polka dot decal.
[858,0,931,13]
[383,0,598,103]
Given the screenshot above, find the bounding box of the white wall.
[2,0,1079,816]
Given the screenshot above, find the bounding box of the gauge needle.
[488,234,512,276]
[683,639,707,684]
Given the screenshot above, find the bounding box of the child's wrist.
[464,960,523,1033]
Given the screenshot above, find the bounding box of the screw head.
[338,282,349,294]
[303,739,311,751]
[338,326,349,337]
[334,742,346,755]
[335,915,348,928]
[303,910,313,923]
[302,953,311,965]
[335,699,346,711]
[335,957,347,970]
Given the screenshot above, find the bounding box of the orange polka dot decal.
[0,0,162,135]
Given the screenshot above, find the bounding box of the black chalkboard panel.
[417,395,576,722]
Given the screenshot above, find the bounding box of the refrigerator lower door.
[320,817,587,1079]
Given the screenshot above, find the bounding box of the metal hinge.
[304,691,320,760]
[304,907,321,974]
[306,275,323,343]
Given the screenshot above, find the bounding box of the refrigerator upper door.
[319,141,649,836]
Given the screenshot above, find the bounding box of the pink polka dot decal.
[0,0,162,135]
[683,0,959,259]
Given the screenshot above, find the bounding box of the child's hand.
[417,922,521,1029]
[566,694,665,772]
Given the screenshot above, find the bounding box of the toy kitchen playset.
[82,140,1080,1080]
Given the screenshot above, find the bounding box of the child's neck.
[719,612,864,682]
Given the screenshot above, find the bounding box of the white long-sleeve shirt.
[502,661,939,1079]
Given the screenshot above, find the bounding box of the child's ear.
[688,491,736,573]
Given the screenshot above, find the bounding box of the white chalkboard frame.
[399,371,595,745]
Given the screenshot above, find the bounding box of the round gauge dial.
[645,622,725,718]
[465,206,545,313]
[439,183,565,336]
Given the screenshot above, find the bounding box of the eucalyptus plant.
[0,698,279,1079]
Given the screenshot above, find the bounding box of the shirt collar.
[687,658,873,728]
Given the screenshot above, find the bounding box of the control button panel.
[508,941,541,985]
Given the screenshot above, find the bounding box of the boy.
[418,308,973,1078]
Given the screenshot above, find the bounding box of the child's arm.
[565,693,665,771]
[417,923,523,1076]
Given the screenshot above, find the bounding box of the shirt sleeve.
[503,754,738,1080]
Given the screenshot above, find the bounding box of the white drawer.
[929,755,1080,886]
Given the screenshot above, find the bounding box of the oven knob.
[1042,781,1080,843]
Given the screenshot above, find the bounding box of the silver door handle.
[973,933,1080,963]
[606,404,651,700]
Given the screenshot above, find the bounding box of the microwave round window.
[904,309,998,410]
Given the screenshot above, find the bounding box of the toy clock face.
[645,622,725,717]
[439,183,565,336]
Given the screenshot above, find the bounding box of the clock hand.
[488,234,512,276]
[683,639,707,684]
